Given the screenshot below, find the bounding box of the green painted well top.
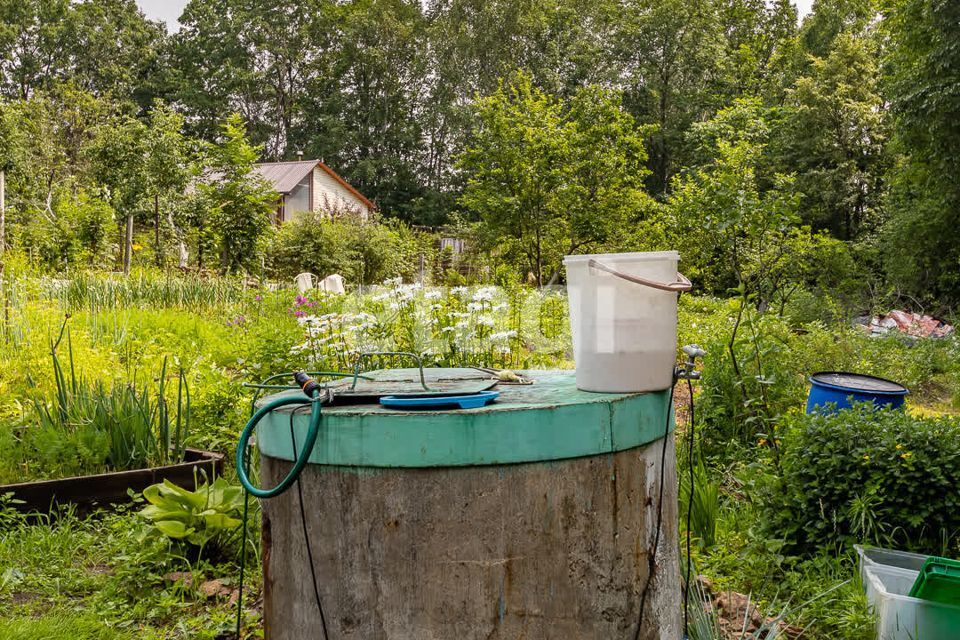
[256,369,674,468]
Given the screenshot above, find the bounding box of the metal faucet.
[675,344,706,380]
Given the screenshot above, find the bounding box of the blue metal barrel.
[806,371,909,414]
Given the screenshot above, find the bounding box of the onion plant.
[41,271,249,311]
[26,319,190,477]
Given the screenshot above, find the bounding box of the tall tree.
[318,0,428,218]
[10,85,109,216]
[174,0,335,158]
[881,0,960,303]
[417,0,615,223]
[775,33,887,240]
[67,0,166,106]
[800,0,876,58]
[143,103,194,267]
[611,0,727,195]
[87,112,149,273]
[0,0,72,99]
[458,73,651,285]
[0,0,165,104]
[201,114,276,274]
[666,98,803,308]
[0,100,19,261]
[715,0,798,99]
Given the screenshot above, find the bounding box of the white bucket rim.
[563,251,679,265]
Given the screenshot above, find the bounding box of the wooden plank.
[0,449,225,514]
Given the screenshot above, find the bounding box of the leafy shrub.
[690,293,958,451]
[139,477,245,558]
[17,191,117,270]
[266,212,425,285]
[696,303,804,448]
[787,325,955,398]
[764,405,960,555]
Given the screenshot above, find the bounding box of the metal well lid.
[325,367,499,403]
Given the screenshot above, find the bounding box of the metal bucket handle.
[350,351,433,391]
[587,259,692,292]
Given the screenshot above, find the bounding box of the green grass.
[0,503,259,639]
[685,456,876,639]
[0,614,135,640]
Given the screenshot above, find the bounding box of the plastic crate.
[909,557,960,607]
[863,562,960,639]
[856,545,929,582]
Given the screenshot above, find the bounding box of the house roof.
[253,160,317,193]
[253,160,376,211]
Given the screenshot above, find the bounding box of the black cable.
[632,380,676,640]
[236,446,252,638]
[290,403,331,640]
[683,376,695,637]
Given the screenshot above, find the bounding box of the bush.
[689,294,958,451]
[16,191,117,270]
[764,405,960,555]
[695,302,804,448]
[139,477,246,559]
[266,212,425,285]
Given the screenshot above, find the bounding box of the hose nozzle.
[294,371,324,398]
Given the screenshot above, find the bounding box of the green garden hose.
[235,372,328,638]
[235,372,325,498]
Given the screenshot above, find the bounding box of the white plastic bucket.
[563,251,690,392]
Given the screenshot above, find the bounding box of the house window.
[285,173,312,219]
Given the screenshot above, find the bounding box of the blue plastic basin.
[806,372,909,414]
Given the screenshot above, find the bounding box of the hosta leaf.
[161,479,208,509]
[154,520,193,539]
[201,513,242,530]
[140,505,191,522]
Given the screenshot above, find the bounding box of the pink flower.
[226,315,248,327]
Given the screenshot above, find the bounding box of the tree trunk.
[197,222,204,271]
[0,170,5,274]
[123,214,134,275]
[534,222,543,287]
[545,268,561,287]
[167,210,189,269]
[154,193,162,267]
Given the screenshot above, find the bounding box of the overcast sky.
[794,0,814,18]
[136,0,816,33]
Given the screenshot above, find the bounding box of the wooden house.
[253,159,376,223]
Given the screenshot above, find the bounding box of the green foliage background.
[0,0,954,307]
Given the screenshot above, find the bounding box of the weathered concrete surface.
[261,439,680,640]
